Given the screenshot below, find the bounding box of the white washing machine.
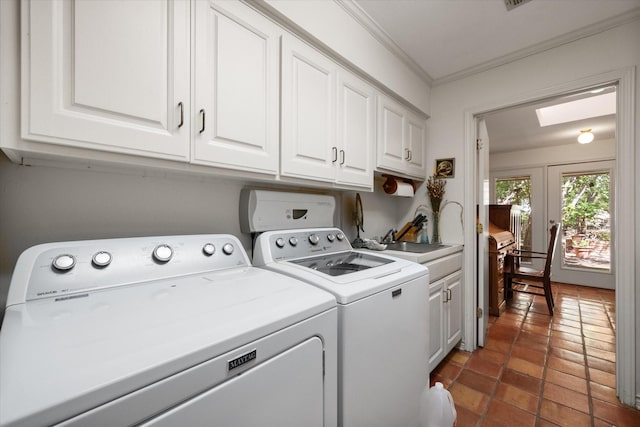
[252,227,429,427]
[0,234,337,427]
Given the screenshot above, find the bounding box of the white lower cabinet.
[428,270,462,372]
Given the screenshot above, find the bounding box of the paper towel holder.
[382,174,417,196]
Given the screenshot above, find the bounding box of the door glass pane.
[495,177,532,254]
[561,171,611,271]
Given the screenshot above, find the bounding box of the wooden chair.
[504,223,560,315]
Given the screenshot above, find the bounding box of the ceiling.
[352,0,639,152]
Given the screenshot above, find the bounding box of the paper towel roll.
[392,181,415,197]
[383,177,415,197]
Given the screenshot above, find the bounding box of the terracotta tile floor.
[430,282,640,426]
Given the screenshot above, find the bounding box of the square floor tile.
[539,399,591,426]
[468,354,503,379]
[507,357,544,379]
[589,367,616,388]
[500,368,542,396]
[542,382,590,414]
[592,398,640,426]
[485,399,536,427]
[448,382,490,415]
[545,368,588,394]
[547,355,586,378]
[493,383,539,414]
[549,336,584,354]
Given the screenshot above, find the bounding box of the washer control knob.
[327,233,336,242]
[289,237,298,246]
[336,232,345,241]
[203,243,215,256]
[52,254,76,272]
[222,243,234,255]
[275,238,286,248]
[92,251,112,268]
[153,244,173,263]
[308,234,320,245]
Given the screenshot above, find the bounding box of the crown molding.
[335,0,434,86]
[432,7,640,86]
[340,1,640,88]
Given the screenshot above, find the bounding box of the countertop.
[364,244,464,264]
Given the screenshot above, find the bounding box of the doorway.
[548,161,615,288]
[463,67,635,405]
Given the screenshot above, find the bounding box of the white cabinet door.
[428,279,445,372]
[376,95,406,174]
[406,111,426,178]
[445,270,463,351]
[281,35,336,182]
[22,0,190,160]
[428,269,463,373]
[336,70,375,189]
[193,0,280,175]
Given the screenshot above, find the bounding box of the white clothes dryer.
[0,234,337,427]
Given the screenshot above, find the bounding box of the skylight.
[535,92,616,127]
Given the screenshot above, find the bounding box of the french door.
[547,161,615,288]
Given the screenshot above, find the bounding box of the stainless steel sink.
[385,242,450,253]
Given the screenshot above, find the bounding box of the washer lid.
[289,251,393,276]
[0,267,335,427]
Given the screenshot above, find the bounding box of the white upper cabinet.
[336,70,375,188]
[193,0,280,175]
[376,94,426,179]
[281,35,336,183]
[405,110,426,177]
[22,0,190,160]
[281,35,374,189]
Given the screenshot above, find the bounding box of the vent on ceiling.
[504,0,533,11]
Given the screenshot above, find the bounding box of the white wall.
[429,18,640,404]
[491,138,616,170]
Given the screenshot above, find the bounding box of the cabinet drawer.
[425,252,463,282]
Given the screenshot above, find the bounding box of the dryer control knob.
[336,232,345,241]
[308,234,320,245]
[203,243,215,256]
[327,233,336,242]
[153,244,173,263]
[92,251,112,268]
[222,243,234,255]
[275,238,286,248]
[52,254,76,272]
[289,237,298,246]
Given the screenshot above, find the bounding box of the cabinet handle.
[199,109,205,133]
[404,148,411,160]
[177,102,184,128]
[408,150,412,161]
[447,288,452,301]
[332,147,338,163]
[340,149,345,165]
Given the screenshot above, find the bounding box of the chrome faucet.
[382,228,396,243]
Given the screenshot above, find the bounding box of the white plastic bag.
[419,382,457,427]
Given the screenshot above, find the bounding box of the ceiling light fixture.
[578,129,594,144]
